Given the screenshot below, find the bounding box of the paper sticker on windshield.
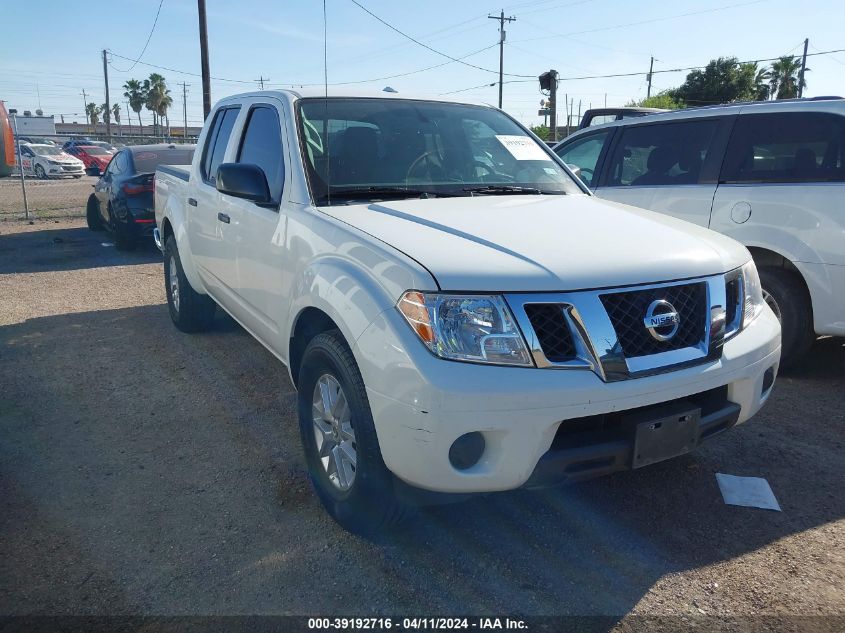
[495,135,552,161]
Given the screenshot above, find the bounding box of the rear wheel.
[298,330,407,536]
[758,267,814,366]
[86,195,104,231]
[164,236,216,333]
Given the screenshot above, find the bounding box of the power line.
[346,0,534,78]
[108,51,254,84]
[109,0,166,72]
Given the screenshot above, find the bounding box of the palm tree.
[85,102,100,133]
[769,55,807,99]
[100,103,110,127]
[156,89,174,137]
[112,104,121,135]
[754,66,771,101]
[123,79,146,135]
[145,73,168,136]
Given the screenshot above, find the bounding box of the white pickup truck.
[155,89,781,535]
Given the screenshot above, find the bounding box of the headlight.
[48,160,60,165]
[397,291,533,366]
[741,260,765,327]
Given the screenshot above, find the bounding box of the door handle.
[188,198,197,207]
[217,212,230,224]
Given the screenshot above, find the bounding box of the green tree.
[626,91,682,110]
[145,73,169,136]
[112,103,121,126]
[769,55,806,99]
[670,57,767,106]
[123,79,146,134]
[100,103,110,127]
[530,124,550,141]
[85,102,101,131]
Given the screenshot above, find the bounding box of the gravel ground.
[0,219,843,628]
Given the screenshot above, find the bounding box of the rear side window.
[555,130,610,187]
[606,120,718,187]
[721,112,845,183]
[237,106,284,203]
[201,107,240,184]
[133,148,195,174]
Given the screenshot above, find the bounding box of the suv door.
[553,128,612,189]
[710,109,845,338]
[220,99,289,351]
[593,117,731,227]
[189,105,241,297]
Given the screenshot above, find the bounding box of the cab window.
[201,106,240,185]
[237,106,284,204]
[606,120,718,187]
[720,112,845,183]
[554,130,610,187]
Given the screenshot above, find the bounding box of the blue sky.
[2,0,844,128]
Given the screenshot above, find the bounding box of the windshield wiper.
[318,186,454,204]
[462,185,551,195]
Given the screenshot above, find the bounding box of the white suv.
[155,90,780,534]
[555,97,845,364]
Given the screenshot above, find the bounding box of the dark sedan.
[86,144,195,249]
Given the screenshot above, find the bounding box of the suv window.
[721,112,845,183]
[202,107,240,184]
[555,130,610,187]
[606,120,718,187]
[237,106,284,203]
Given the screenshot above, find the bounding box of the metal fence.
[0,134,196,221]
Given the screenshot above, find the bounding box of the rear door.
[593,116,731,227]
[189,105,241,297]
[710,109,845,267]
[220,99,289,351]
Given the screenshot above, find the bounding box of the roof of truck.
[216,88,490,108]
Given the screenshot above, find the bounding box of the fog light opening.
[762,366,775,395]
[448,432,486,470]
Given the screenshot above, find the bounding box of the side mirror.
[216,163,271,205]
[566,163,582,180]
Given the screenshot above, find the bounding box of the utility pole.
[488,10,516,109]
[102,49,111,140]
[180,82,189,138]
[647,56,654,99]
[81,89,89,128]
[798,38,809,98]
[197,0,212,119]
[255,76,269,90]
[564,93,570,136]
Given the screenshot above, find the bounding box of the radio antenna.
[323,0,331,206]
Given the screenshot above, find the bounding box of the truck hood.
[319,194,750,292]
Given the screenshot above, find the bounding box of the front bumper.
[46,163,84,176]
[354,304,781,494]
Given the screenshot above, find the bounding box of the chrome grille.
[524,304,576,362]
[599,282,707,357]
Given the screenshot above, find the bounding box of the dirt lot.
[0,219,843,627]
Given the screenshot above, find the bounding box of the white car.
[554,97,845,364]
[154,90,781,535]
[18,143,85,179]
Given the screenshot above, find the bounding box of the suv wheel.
[758,267,814,366]
[163,236,216,332]
[298,330,407,536]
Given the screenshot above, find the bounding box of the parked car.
[64,144,111,175]
[155,90,780,535]
[553,97,845,364]
[18,143,84,178]
[62,139,96,150]
[86,144,195,249]
[15,135,57,146]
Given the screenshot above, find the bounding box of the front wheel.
[758,267,814,366]
[163,236,216,333]
[297,330,407,536]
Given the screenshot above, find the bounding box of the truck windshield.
[297,98,580,205]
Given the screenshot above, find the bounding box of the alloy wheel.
[312,373,357,491]
[169,255,180,313]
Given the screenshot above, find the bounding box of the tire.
[107,204,135,251]
[35,164,47,180]
[163,235,216,333]
[297,330,407,536]
[86,195,104,231]
[758,267,814,367]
